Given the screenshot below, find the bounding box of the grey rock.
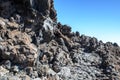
[11,66,19,73]
[52,62,61,73]
[33,78,41,80]
[0,77,8,80]
[4,60,11,70]
[29,71,38,79]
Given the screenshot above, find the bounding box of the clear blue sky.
[54,0,120,45]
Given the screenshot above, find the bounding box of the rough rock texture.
[0,0,120,80]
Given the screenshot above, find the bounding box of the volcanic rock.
[0,0,120,80]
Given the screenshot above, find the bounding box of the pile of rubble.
[0,0,120,80]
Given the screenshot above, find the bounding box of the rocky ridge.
[0,0,120,80]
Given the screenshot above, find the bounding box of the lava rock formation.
[0,0,120,80]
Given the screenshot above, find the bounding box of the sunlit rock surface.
[0,0,120,80]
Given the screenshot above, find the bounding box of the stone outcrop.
[0,0,120,80]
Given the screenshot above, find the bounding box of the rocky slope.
[0,0,120,80]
